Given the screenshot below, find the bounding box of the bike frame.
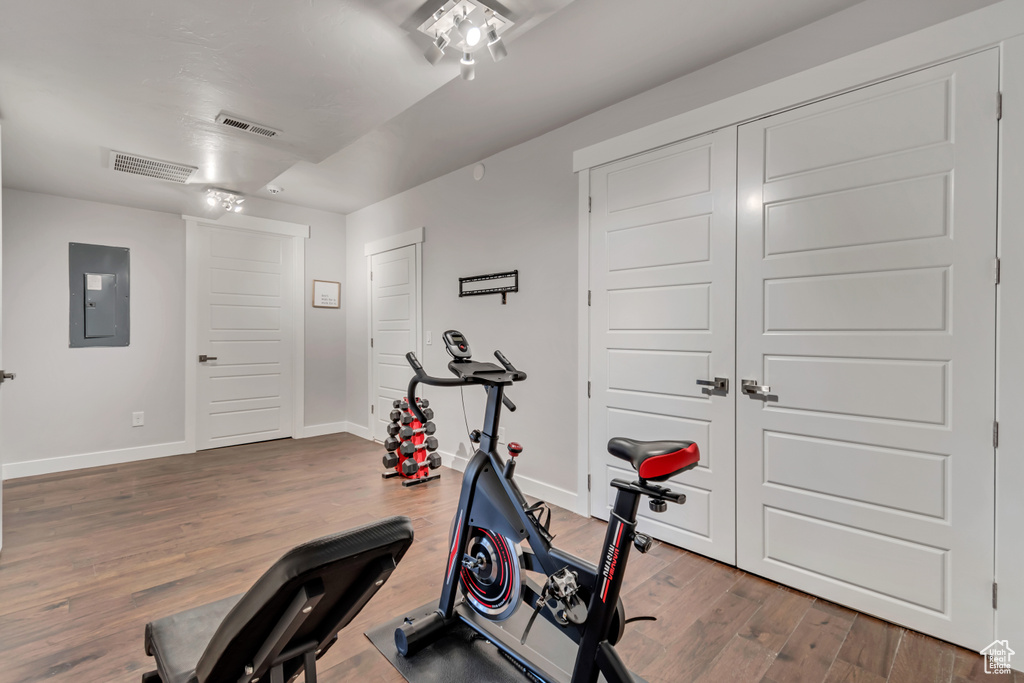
[437,380,642,683]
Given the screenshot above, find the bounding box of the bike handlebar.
[404,351,521,423]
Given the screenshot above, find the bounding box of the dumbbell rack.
[382,397,441,487]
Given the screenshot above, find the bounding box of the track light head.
[456,11,481,47]
[486,25,507,62]
[460,52,475,81]
[424,31,450,65]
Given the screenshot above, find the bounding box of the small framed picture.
[312,280,341,308]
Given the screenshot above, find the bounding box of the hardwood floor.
[0,434,1010,682]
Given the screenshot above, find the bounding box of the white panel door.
[736,50,998,649]
[371,245,419,442]
[590,128,736,563]
[196,226,293,450]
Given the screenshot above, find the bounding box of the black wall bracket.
[459,270,518,305]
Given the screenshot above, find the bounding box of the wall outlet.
[498,427,506,444]
[426,331,432,345]
[132,411,144,427]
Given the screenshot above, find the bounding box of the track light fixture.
[206,189,245,213]
[417,0,512,80]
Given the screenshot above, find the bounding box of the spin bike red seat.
[607,437,700,482]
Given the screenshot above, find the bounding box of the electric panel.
[69,243,130,347]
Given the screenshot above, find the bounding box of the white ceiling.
[0,0,998,217]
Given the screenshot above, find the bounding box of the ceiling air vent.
[109,151,197,183]
[216,112,281,139]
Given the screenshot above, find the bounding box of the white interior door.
[371,245,420,442]
[736,50,998,649]
[195,225,294,450]
[589,128,737,564]
[0,124,4,552]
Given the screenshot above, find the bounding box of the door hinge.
[587,381,592,398]
[371,337,374,348]
[370,271,373,281]
[371,404,375,414]
[587,474,592,492]
[994,582,998,609]
[588,196,592,213]
[995,258,1001,285]
[588,290,592,306]
[993,420,999,448]
[997,92,1003,121]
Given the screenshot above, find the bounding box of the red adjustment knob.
[507,442,523,457]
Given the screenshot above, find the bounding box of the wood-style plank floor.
[0,434,1012,682]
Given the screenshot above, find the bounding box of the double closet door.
[588,49,998,649]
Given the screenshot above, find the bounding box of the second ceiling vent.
[216,112,281,139]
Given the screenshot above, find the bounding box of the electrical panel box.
[69,243,129,347]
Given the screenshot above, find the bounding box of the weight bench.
[141,516,414,683]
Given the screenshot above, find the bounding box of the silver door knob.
[0,371,15,383]
[696,377,729,393]
[741,379,772,397]
[198,355,218,362]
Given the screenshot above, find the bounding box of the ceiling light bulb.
[233,204,243,212]
[235,197,244,204]
[486,27,507,62]
[460,52,475,81]
[456,12,480,47]
[206,195,217,206]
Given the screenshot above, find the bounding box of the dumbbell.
[400,407,435,425]
[399,422,436,440]
[400,453,442,476]
[387,423,401,437]
[382,452,400,469]
[389,409,402,422]
[384,436,400,453]
[392,399,409,410]
[399,436,438,457]
[416,398,429,408]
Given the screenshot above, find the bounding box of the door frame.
[364,227,423,443]
[183,213,309,453]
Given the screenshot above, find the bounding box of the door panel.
[736,50,998,648]
[196,226,293,449]
[371,245,419,442]
[590,128,736,563]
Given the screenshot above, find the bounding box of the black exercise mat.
[366,606,537,683]
[366,603,649,683]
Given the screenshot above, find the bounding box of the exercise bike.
[394,330,700,683]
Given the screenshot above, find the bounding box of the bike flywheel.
[459,527,524,621]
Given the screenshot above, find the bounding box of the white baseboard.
[2,440,191,480]
[342,422,372,440]
[438,449,583,514]
[300,421,349,438]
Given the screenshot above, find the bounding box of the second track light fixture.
[417,0,512,80]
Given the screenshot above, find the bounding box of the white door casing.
[184,214,307,452]
[0,123,4,552]
[589,128,737,564]
[370,244,421,442]
[735,50,998,649]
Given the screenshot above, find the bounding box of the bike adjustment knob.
[469,430,482,443]
[633,533,653,554]
[507,442,523,457]
[649,499,667,513]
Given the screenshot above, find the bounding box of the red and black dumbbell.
[399,422,436,440]
[399,436,438,457]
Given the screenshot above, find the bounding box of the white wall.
[345,0,994,511]
[2,190,187,472]
[0,190,347,478]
